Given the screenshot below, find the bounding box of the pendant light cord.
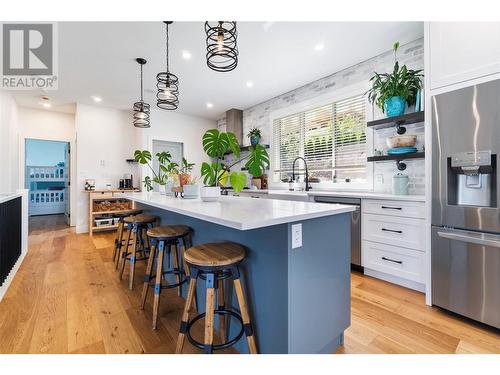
[140,63,143,102]
[166,22,170,73]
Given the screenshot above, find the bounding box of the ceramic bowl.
[386,135,417,148]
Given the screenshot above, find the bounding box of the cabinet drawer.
[361,199,425,219]
[112,191,128,197]
[362,213,426,251]
[362,240,425,283]
[90,192,113,199]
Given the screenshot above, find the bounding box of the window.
[272,94,367,185]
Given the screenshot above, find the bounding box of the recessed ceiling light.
[182,50,192,60]
[314,43,325,52]
[206,102,213,109]
[246,81,254,88]
[42,102,51,108]
[92,96,102,103]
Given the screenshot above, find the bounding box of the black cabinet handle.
[381,228,403,234]
[382,256,403,264]
[381,206,402,210]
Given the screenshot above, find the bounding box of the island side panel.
[288,213,351,354]
[139,204,290,354]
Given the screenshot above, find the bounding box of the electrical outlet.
[291,223,302,249]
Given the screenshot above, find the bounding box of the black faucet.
[292,157,311,191]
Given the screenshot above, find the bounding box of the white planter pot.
[182,184,200,199]
[200,186,221,202]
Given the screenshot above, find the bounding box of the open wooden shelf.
[92,209,136,216]
[367,151,425,162]
[367,111,425,130]
[88,190,138,236]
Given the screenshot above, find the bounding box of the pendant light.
[156,21,179,110]
[133,58,151,128]
[205,21,238,72]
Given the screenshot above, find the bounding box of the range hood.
[225,108,243,145]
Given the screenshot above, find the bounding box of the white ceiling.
[12,22,423,120]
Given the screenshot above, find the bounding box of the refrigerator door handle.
[437,230,500,248]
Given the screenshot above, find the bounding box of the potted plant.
[178,157,195,186]
[200,128,270,201]
[366,42,423,117]
[134,150,179,194]
[182,176,199,199]
[247,127,262,147]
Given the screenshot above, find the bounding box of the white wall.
[136,108,216,183]
[0,91,20,193]
[17,106,77,225]
[74,104,140,233]
[75,105,214,233]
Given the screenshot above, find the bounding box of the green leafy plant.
[179,157,195,174]
[247,127,262,139]
[200,129,270,193]
[366,41,423,112]
[134,150,179,191]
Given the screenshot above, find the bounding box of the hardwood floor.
[0,215,498,354]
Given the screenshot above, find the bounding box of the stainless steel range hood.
[225,108,243,144]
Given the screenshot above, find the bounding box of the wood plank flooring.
[0,214,498,354]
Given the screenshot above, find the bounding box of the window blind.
[272,94,367,184]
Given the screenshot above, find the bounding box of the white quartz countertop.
[269,190,425,202]
[122,192,355,231]
[0,192,24,205]
[238,189,425,202]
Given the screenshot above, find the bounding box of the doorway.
[151,140,183,192]
[25,139,71,225]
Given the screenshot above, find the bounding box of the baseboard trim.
[364,268,425,293]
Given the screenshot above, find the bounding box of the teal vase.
[384,96,406,117]
[250,134,260,146]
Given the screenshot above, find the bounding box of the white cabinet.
[362,241,425,284]
[361,198,426,291]
[362,213,426,251]
[429,22,500,90]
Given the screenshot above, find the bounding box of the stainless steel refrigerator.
[432,79,500,329]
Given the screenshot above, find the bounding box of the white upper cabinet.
[429,22,500,90]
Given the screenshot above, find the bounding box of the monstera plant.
[134,150,179,192]
[200,129,270,193]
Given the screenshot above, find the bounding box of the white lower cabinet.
[362,241,425,284]
[361,199,426,291]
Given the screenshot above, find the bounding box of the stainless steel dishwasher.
[314,196,362,271]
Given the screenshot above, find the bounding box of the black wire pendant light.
[133,58,151,128]
[205,21,238,72]
[156,21,179,110]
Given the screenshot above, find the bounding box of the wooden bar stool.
[113,209,143,268]
[140,225,193,329]
[175,242,258,354]
[119,214,157,290]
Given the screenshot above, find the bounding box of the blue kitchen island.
[123,192,354,354]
